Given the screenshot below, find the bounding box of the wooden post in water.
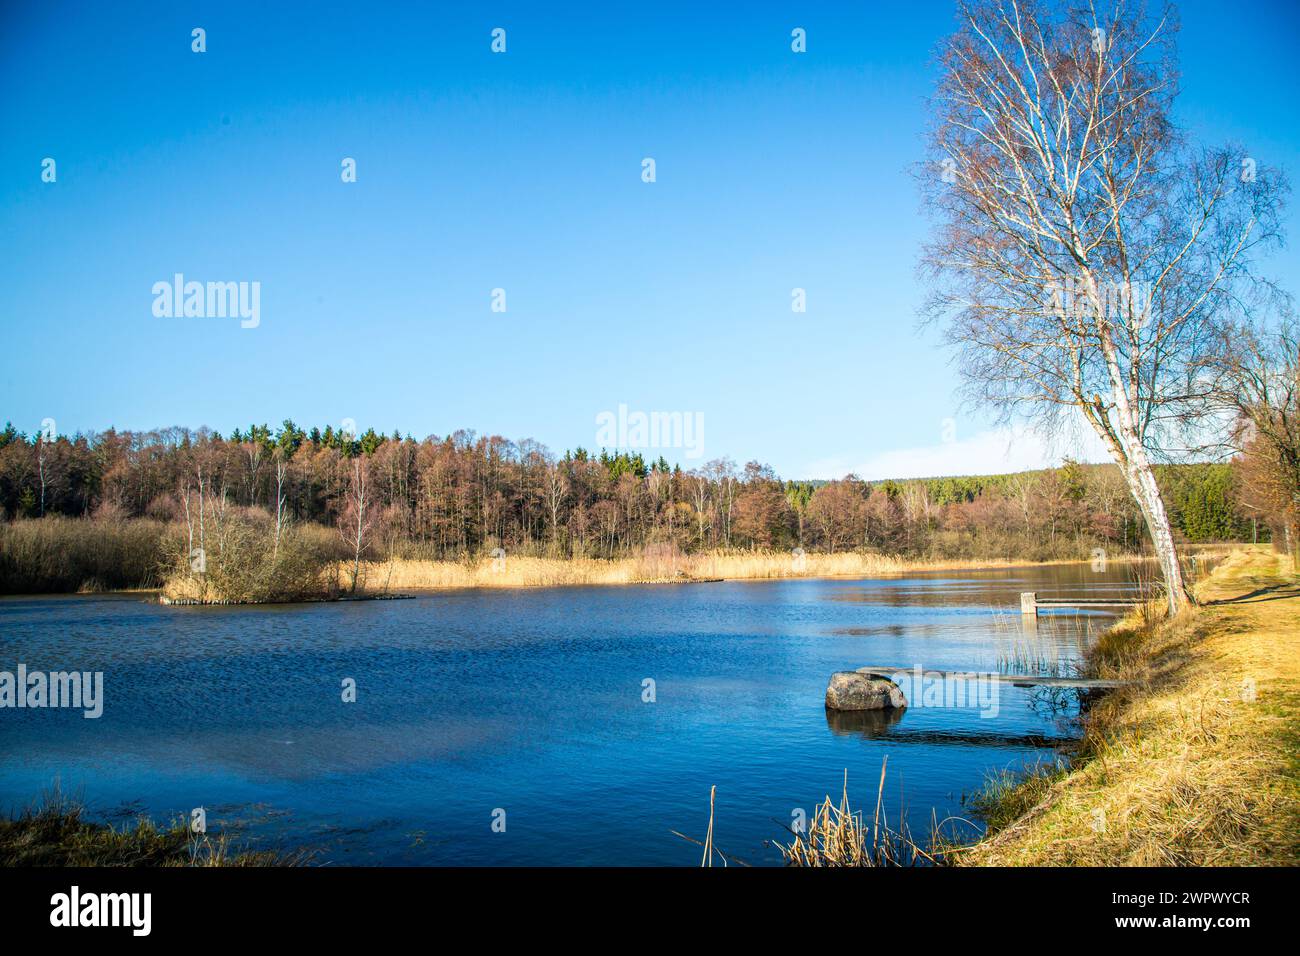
[1020,591,1037,617]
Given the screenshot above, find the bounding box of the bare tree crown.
[922,0,1284,450]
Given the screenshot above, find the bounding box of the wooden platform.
[1021,591,1142,616]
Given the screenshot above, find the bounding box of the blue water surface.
[0,564,1134,865]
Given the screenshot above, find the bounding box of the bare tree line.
[0,422,1263,568]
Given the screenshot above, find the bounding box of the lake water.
[0,564,1137,865]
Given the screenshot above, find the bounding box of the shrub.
[161,506,335,603]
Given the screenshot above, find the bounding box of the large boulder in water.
[824,671,907,711]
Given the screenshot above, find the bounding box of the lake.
[0,563,1137,865]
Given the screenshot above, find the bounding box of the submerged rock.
[824,671,908,711]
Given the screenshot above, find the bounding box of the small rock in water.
[824,671,908,711]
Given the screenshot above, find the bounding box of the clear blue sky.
[2,0,1298,478]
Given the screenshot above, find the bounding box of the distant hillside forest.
[0,421,1259,563]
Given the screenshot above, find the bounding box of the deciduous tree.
[921,0,1287,611]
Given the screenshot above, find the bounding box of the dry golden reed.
[355,550,1057,592]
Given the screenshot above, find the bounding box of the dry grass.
[160,543,1206,604]
[0,516,168,593]
[354,550,1090,593]
[673,760,932,867]
[776,760,935,867]
[0,788,294,867]
[962,545,1300,866]
[359,555,648,590]
[156,543,1125,605]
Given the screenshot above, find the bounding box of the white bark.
[274,460,288,561]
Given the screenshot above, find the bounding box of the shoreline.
[156,551,1170,605]
[1,546,1238,603]
[959,545,1300,866]
[163,546,1233,605]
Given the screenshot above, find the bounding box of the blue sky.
[2,0,1298,478]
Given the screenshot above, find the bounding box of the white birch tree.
[921,0,1286,612]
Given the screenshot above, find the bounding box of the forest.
[0,418,1260,596]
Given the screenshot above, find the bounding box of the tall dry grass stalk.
[701,785,718,867]
[670,785,748,866]
[777,760,935,867]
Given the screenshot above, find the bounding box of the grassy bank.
[0,793,290,867]
[962,546,1300,866]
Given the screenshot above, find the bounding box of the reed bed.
[775,760,937,867]
[6,513,1229,600]
[360,555,644,590]
[0,516,168,593]
[359,550,1080,593]
[160,544,1134,604]
[672,762,937,867]
[363,545,1228,594]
